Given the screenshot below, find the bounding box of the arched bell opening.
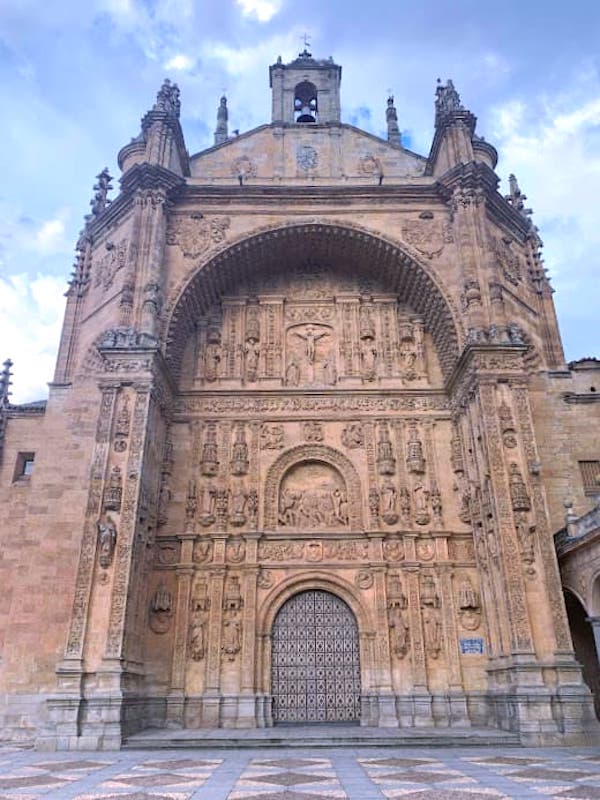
[294,80,318,122]
[564,587,600,719]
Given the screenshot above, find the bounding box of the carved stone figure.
[97,516,117,569]
[383,537,404,562]
[399,486,411,521]
[226,537,246,563]
[149,585,173,634]
[369,487,380,524]
[380,482,399,525]
[257,568,273,589]
[185,480,197,529]
[203,329,222,382]
[193,539,213,563]
[508,463,531,512]
[230,425,249,475]
[413,482,431,525]
[198,484,217,526]
[406,422,425,474]
[423,609,442,658]
[103,465,123,511]
[360,341,378,381]
[189,613,207,660]
[355,569,374,589]
[457,576,482,631]
[430,483,443,520]
[247,489,259,528]
[389,607,410,658]
[222,616,242,660]
[302,421,324,442]
[359,305,376,340]
[244,341,260,382]
[200,425,219,476]
[293,324,330,364]
[376,421,396,475]
[341,422,364,449]
[286,359,300,386]
[229,485,248,526]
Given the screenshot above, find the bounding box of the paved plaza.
[1,744,600,800]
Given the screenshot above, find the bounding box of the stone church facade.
[1,51,599,750]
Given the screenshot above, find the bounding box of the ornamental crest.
[231,156,257,178]
[167,215,231,259]
[93,240,128,291]
[296,145,318,171]
[489,236,521,285]
[402,217,453,258]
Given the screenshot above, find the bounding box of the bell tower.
[269,47,342,125]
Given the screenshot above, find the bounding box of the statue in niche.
[457,576,482,631]
[389,607,410,658]
[508,463,531,512]
[413,481,431,525]
[103,465,123,512]
[359,305,376,340]
[230,425,249,475]
[400,486,411,522]
[453,473,472,523]
[342,422,364,449]
[244,341,260,382]
[321,354,337,385]
[331,487,349,525]
[222,615,242,660]
[229,484,248,526]
[157,477,171,526]
[149,584,173,634]
[420,572,440,608]
[115,395,131,438]
[380,482,399,525]
[376,422,396,475]
[286,359,300,386]
[430,483,443,520]
[203,328,222,382]
[360,340,378,381]
[200,425,219,476]
[247,488,258,528]
[97,515,117,569]
[189,612,207,660]
[406,423,425,474]
[423,609,442,658]
[198,484,217,527]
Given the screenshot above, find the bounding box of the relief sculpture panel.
[278,461,349,529]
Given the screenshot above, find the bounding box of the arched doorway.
[271,590,361,723]
[564,588,600,719]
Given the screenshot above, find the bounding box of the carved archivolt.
[263,444,363,531]
[162,221,463,382]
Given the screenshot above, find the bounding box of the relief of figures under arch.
[278,461,349,529]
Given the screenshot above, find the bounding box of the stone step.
[123,725,521,750]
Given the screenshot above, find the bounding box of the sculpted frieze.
[258,538,369,562]
[402,217,453,259]
[174,393,450,416]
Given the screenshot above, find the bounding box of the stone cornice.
[446,343,529,404]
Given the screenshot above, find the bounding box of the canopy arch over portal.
[163,221,463,383]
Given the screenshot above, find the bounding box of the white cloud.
[35,218,68,254]
[0,274,66,404]
[235,0,282,22]
[164,54,195,71]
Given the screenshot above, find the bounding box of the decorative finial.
[214,94,229,145]
[435,78,463,125]
[154,78,181,118]
[505,173,534,221]
[0,359,13,407]
[299,32,312,58]
[89,168,113,219]
[386,95,401,146]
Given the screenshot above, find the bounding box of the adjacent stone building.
[1,50,599,749]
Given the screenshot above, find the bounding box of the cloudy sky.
[1,0,599,402]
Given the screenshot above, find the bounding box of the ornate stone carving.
[341,422,364,449]
[498,401,518,449]
[93,239,127,291]
[193,539,213,563]
[430,483,443,521]
[167,214,231,258]
[383,537,404,562]
[200,424,219,476]
[413,481,431,525]
[230,424,249,475]
[113,395,131,451]
[287,323,334,385]
[231,155,257,179]
[278,462,348,529]
[261,423,284,450]
[221,613,242,660]
[402,217,453,259]
[149,584,173,634]
[296,145,318,171]
[185,480,197,532]
[457,577,481,631]
[489,235,521,286]
[226,537,246,563]
[376,421,396,475]
[302,421,324,442]
[97,516,117,569]
[189,611,207,660]
[244,341,260,383]
[360,339,378,381]
[379,481,399,525]
[103,465,123,511]
[258,541,304,561]
[228,484,248,526]
[203,328,222,383]
[417,538,435,561]
[355,569,374,589]
[508,463,531,512]
[461,280,482,310]
[198,484,217,527]
[423,608,443,659]
[406,422,425,474]
[387,572,409,657]
[257,568,273,589]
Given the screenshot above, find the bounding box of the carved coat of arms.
[167,215,231,259]
[402,217,453,259]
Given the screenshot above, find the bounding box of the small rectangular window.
[13,452,35,482]
[579,460,600,495]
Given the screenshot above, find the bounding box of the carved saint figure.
[293,325,330,364]
[331,488,349,524]
[261,423,284,450]
[342,422,364,449]
[229,485,248,526]
[380,482,399,525]
[222,616,242,659]
[423,610,442,658]
[508,462,531,512]
[189,613,206,661]
[360,341,378,381]
[244,341,260,381]
[413,482,430,525]
[97,516,117,569]
[286,359,300,386]
[203,329,221,382]
[279,487,301,526]
[389,607,410,658]
[198,484,217,526]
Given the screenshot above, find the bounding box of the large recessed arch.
[162,220,463,382]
